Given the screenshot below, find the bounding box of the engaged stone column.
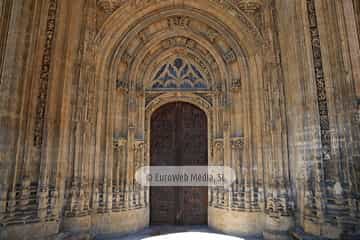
[230,137,244,210]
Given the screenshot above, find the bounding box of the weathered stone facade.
[0,0,359,239]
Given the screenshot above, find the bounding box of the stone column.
[230,137,244,210]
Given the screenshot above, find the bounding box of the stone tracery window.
[151,58,209,90]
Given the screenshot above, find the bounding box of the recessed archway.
[149,102,208,225]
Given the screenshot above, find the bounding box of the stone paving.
[95,225,263,240]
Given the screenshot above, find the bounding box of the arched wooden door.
[150,102,208,225]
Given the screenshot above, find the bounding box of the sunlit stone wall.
[0,0,359,239]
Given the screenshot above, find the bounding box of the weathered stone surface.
[0,0,359,239]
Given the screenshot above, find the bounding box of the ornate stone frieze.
[306,0,332,167]
[97,0,127,14]
[209,0,264,45]
[145,93,162,106]
[161,38,177,49]
[97,0,125,14]
[223,49,237,64]
[135,140,145,168]
[167,16,190,28]
[98,0,168,14]
[121,51,133,65]
[33,0,58,148]
[231,78,241,91]
[137,29,149,43]
[195,93,213,105]
[116,79,129,91]
[234,0,263,12]
[206,27,219,43]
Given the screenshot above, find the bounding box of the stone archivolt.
[0,0,359,239]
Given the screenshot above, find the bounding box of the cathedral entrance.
[150,102,208,225]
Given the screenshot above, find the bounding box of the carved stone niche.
[212,138,224,165]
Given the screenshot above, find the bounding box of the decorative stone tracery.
[151,57,209,89]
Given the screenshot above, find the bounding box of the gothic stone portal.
[150,102,208,225]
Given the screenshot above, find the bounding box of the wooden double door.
[150,102,208,225]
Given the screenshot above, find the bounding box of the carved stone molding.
[97,0,264,14]
[306,0,331,161]
[145,93,162,106]
[137,29,149,43]
[195,93,213,105]
[356,98,360,124]
[231,78,241,91]
[234,0,263,12]
[209,0,264,45]
[206,27,219,43]
[98,0,168,13]
[0,0,13,86]
[97,0,124,14]
[139,35,215,88]
[116,79,129,91]
[33,0,58,148]
[121,51,133,65]
[146,92,213,113]
[223,49,237,64]
[167,16,190,28]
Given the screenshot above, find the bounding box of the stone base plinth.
[61,208,149,237]
[91,208,149,235]
[263,215,294,240]
[303,220,343,239]
[0,221,59,240]
[62,215,92,233]
[208,207,265,237]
